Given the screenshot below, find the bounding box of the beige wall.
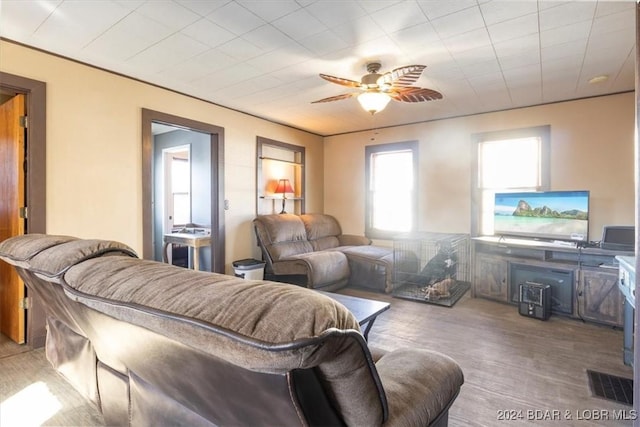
[0,41,324,272]
[324,92,635,244]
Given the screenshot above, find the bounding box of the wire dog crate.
[392,232,471,306]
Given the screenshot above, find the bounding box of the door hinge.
[19,115,28,128]
[19,207,28,219]
[19,297,32,310]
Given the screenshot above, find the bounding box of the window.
[162,145,191,230]
[472,126,550,236]
[365,141,418,239]
[171,157,190,225]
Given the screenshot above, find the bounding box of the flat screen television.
[493,190,589,242]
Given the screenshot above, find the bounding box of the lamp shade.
[274,179,294,194]
[357,91,391,114]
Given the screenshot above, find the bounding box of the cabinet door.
[474,255,508,302]
[579,268,623,327]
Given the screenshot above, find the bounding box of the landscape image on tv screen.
[494,190,589,242]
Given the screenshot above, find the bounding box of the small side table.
[163,232,211,271]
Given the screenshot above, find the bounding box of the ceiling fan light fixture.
[313,63,442,112]
[357,91,391,114]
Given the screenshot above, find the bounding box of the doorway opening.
[159,142,192,266]
[0,72,46,349]
[153,127,212,270]
[142,109,225,273]
[0,91,26,347]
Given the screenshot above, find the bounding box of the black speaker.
[518,282,551,320]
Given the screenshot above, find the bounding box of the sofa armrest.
[374,348,463,426]
[338,234,372,246]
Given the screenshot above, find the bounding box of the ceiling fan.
[311,62,443,114]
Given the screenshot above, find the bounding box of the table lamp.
[274,179,294,214]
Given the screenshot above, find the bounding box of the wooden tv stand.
[471,236,633,327]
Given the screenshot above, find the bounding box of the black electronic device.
[510,264,573,315]
[518,281,551,320]
[600,225,635,252]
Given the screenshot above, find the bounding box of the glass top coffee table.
[320,292,390,340]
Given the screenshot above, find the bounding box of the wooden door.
[473,254,508,302]
[0,94,26,344]
[579,268,624,327]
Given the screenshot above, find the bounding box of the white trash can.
[232,259,266,280]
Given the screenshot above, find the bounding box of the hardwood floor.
[0,332,31,359]
[0,292,634,426]
[0,347,104,426]
[343,288,634,427]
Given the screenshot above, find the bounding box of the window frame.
[470,125,550,237]
[170,156,191,226]
[365,140,419,240]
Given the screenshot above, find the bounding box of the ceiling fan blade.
[378,65,427,88]
[311,93,357,103]
[319,74,363,88]
[390,87,443,102]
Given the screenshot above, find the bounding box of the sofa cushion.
[300,214,342,251]
[64,257,357,344]
[375,348,464,426]
[300,214,342,240]
[268,240,314,263]
[0,234,78,268]
[341,245,393,262]
[258,214,309,244]
[254,214,313,262]
[308,236,339,251]
[28,239,137,279]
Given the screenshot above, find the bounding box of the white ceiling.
[1,0,636,136]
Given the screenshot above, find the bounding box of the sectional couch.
[254,213,418,292]
[0,233,463,426]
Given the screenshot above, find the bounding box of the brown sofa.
[0,234,463,427]
[254,213,418,292]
